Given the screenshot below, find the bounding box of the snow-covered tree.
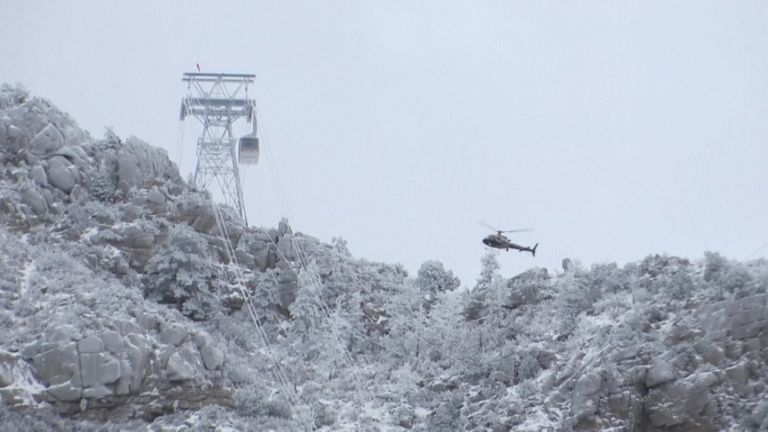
[145,224,216,319]
[416,260,460,313]
[290,263,326,335]
[416,260,460,295]
[463,250,501,321]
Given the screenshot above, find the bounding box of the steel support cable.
[211,205,292,390]
[256,115,362,380]
[212,206,316,432]
[213,207,314,432]
[745,241,768,261]
[210,202,308,429]
[251,105,359,366]
[268,233,363,383]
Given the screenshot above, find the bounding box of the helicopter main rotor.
[478,222,533,235]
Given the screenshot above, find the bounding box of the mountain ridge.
[1,84,767,431]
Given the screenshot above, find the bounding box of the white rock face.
[19,316,227,408]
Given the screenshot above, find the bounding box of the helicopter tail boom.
[532,243,538,257]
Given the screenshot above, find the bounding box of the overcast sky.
[3,0,767,286]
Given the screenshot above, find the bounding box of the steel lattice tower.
[180,72,256,225]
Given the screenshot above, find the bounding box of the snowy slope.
[1,84,768,431]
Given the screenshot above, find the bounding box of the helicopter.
[480,223,539,256]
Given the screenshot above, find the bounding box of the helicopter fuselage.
[482,234,538,256]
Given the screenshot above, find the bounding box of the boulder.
[116,225,155,250]
[82,384,112,399]
[644,372,719,430]
[45,155,76,193]
[693,339,724,366]
[29,165,48,186]
[116,136,182,190]
[574,372,602,398]
[117,150,142,189]
[192,210,216,234]
[46,382,81,402]
[252,243,273,271]
[115,319,142,336]
[28,123,63,155]
[395,403,416,428]
[646,359,676,388]
[0,352,14,388]
[125,334,151,392]
[277,260,299,308]
[159,322,188,347]
[77,335,104,354]
[146,187,165,204]
[99,331,124,354]
[570,372,602,423]
[200,344,224,370]
[54,145,90,169]
[724,362,749,393]
[21,187,47,215]
[79,352,121,387]
[7,124,24,142]
[32,342,79,384]
[166,344,204,382]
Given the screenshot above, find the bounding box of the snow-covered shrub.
[505,267,551,309]
[416,260,460,295]
[703,252,754,298]
[0,83,29,109]
[232,386,296,427]
[88,157,120,203]
[584,262,628,294]
[463,251,501,321]
[249,268,283,321]
[555,270,602,338]
[311,400,336,428]
[517,350,541,381]
[428,391,463,431]
[290,266,325,334]
[516,378,538,400]
[704,251,728,282]
[476,250,500,289]
[634,255,691,300]
[66,200,118,232]
[144,224,216,319]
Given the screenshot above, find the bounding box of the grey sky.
[3,0,767,286]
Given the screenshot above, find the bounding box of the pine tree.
[463,250,501,321]
[145,224,216,319]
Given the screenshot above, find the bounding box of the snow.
[414,407,430,418]
[1,352,45,408]
[19,260,34,298]
[515,405,561,431]
[2,86,767,431]
[81,226,99,242]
